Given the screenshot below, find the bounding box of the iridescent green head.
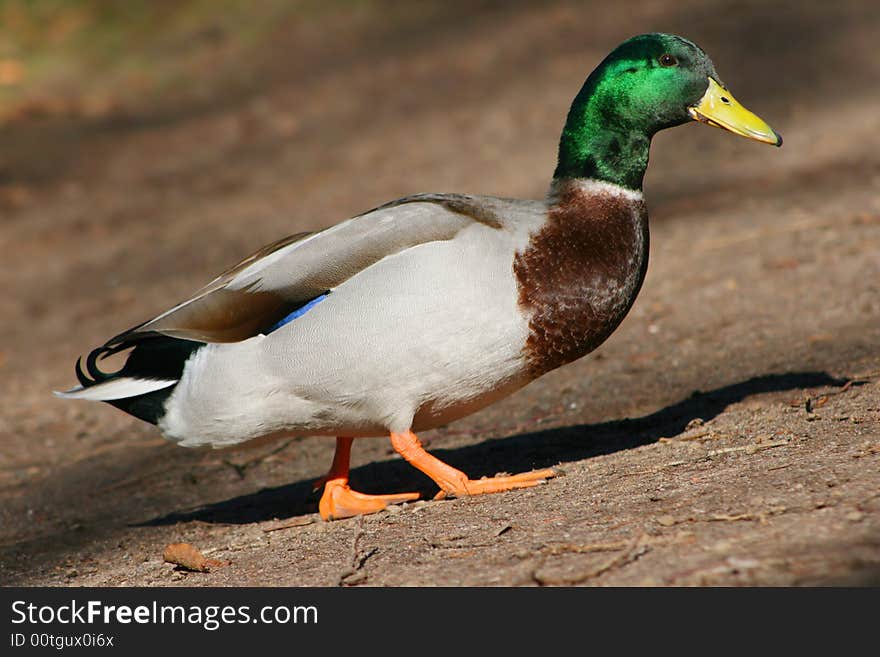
[555,33,781,190]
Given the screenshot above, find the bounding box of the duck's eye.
[658,53,677,67]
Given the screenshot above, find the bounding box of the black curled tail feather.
[74,336,205,425]
[75,345,118,387]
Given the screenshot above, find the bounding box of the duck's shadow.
[140,371,847,527]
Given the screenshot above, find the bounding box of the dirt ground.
[1,0,878,587]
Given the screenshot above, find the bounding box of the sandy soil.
[1,0,878,586]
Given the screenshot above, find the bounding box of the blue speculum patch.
[265,293,329,334]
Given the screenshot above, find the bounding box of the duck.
[57,33,781,521]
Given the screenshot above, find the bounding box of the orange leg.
[390,430,556,499]
[317,436,420,521]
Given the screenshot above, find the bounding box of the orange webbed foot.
[318,478,420,521]
[431,468,557,500]
[316,436,420,521]
[390,430,556,500]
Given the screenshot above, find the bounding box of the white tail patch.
[54,377,178,402]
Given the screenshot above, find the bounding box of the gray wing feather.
[110,195,506,345]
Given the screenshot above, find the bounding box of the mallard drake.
[58,33,780,521]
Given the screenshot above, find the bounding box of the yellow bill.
[689,77,782,146]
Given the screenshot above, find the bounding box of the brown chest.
[513,183,649,376]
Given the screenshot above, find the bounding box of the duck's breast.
[514,179,649,376]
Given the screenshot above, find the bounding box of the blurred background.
[1,1,878,586]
